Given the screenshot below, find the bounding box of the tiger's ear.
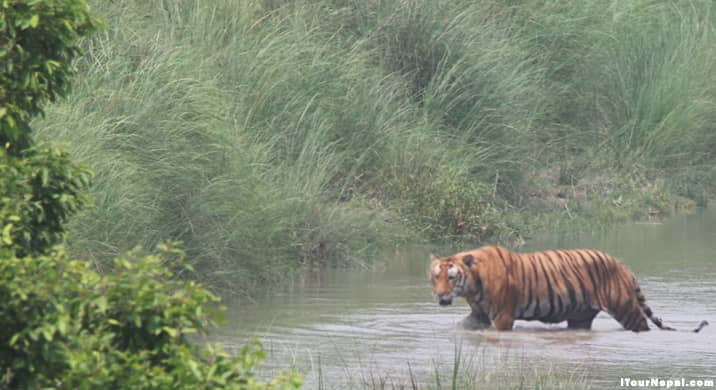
[462,254,475,267]
[430,253,440,262]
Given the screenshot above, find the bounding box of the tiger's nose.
[438,294,453,306]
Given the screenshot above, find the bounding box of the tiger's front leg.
[459,308,491,330]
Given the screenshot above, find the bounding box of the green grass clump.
[35,0,406,293]
[515,0,716,174]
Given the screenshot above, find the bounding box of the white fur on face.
[447,265,458,278]
[433,265,441,276]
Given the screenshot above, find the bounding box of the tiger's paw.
[459,314,491,330]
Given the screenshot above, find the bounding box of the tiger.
[430,246,709,332]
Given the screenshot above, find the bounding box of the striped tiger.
[429,246,708,332]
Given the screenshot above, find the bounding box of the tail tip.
[693,320,709,333]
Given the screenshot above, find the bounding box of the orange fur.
[430,246,687,332]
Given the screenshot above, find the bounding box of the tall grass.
[515,0,716,180]
[33,0,716,294]
[34,0,408,293]
[579,2,716,168]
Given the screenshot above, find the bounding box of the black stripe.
[548,251,568,320]
[643,306,653,318]
[628,308,643,329]
[538,254,556,321]
[554,294,564,321]
[586,250,609,289]
[547,251,567,321]
[590,250,612,280]
[533,297,541,319]
[564,251,590,306]
[496,247,509,271]
[575,251,600,302]
[474,274,484,303]
[555,251,579,313]
[516,254,527,318]
[530,254,542,319]
[614,297,631,324]
[652,316,663,327]
[531,254,541,290]
[523,255,534,319]
[622,311,636,329]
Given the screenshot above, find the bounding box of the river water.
[217,210,716,388]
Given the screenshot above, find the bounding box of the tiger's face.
[430,254,471,306]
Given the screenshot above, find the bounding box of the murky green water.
[217,210,716,388]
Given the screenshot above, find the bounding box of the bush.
[0,145,92,257]
[1,0,101,256]
[0,242,301,389]
[0,0,102,154]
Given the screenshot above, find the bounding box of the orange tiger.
[430,246,708,332]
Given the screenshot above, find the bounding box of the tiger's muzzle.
[438,294,453,306]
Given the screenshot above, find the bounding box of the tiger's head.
[429,253,476,306]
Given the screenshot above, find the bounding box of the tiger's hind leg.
[567,309,599,330]
[612,300,650,332]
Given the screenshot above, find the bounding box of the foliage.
[0,145,92,256]
[0,0,101,256]
[0,242,302,389]
[0,0,302,388]
[380,135,514,242]
[0,0,103,155]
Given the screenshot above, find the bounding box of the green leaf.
[57,316,68,335]
[2,223,13,245]
[95,296,108,313]
[42,325,55,342]
[162,326,178,338]
[41,167,49,186]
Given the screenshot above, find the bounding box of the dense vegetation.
[33,0,716,295]
[0,1,299,387]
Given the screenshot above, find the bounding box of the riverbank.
[34,0,716,296]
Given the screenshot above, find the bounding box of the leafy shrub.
[0,145,92,256]
[0,0,103,154]
[1,0,101,256]
[0,242,301,389]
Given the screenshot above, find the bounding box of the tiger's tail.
[636,284,709,333]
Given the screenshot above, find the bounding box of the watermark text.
[621,377,714,388]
